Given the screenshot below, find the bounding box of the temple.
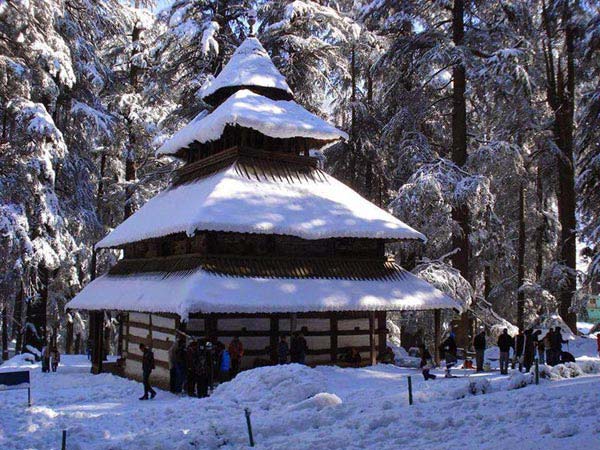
[67,36,459,384]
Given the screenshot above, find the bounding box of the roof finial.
[247,9,257,37]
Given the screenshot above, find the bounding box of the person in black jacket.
[551,326,568,365]
[290,332,308,364]
[513,330,525,371]
[419,344,436,380]
[440,332,458,378]
[523,329,536,372]
[139,343,157,400]
[473,330,486,372]
[497,328,513,375]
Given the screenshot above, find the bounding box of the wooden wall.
[123,312,178,387]
[122,311,388,384]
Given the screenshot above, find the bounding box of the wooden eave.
[108,254,406,282]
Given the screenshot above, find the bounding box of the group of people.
[417,325,573,381]
[142,332,314,400]
[277,332,309,364]
[497,326,571,374]
[162,335,244,400]
[40,344,60,373]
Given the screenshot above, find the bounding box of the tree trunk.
[517,181,526,331]
[535,165,545,280]
[542,0,577,332]
[13,281,24,353]
[450,0,471,350]
[2,303,8,361]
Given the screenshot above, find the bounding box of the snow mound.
[211,363,326,410]
[288,392,342,411]
[551,363,584,379]
[508,371,533,389]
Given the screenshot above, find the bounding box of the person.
[440,332,457,378]
[168,337,177,393]
[86,338,92,360]
[186,340,199,397]
[377,346,396,364]
[50,348,60,372]
[497,328,513,375]
[537,330,546,364]
[198,341,212,397]
[290,332,308,364]
[218,342,231,382]
[597,333,600,358]
[228,336,244,378]
[514,330,525,371]
[174,336,187,394]
[543,329,554,365]
[523,329,536,373]
[473,329,486,372]
[347,347,362,367]
[419,344,436,380]
[550,326,567,366]
[278,335,289,364]
[41,344,50,373]
[139,343,156,400]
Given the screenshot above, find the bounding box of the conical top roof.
[199,37,293,105]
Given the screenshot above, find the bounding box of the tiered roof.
[157,90,347,156]
[198,37,293,105]
[67,257,459,319]
[97,155,425,249]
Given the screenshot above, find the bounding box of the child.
[51,348,60,372]
[419,344,436,380]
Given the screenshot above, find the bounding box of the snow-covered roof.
[66,267,460,319]
[198,37,292,102]
[96,161,425,248]
[157,89,348,155]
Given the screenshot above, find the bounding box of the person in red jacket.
[228,336,244,378]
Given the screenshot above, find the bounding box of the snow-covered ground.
[1,337,599,450]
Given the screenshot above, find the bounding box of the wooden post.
[117,313,124,356]
[369,311,376,366]
[89,310,104,374]
[269,317,278,364]
[376,311,387,354]
[65,313,73,355]
[290,313,297,336]
[330,313,338,363]
[434,309,441,364]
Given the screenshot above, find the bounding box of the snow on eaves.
[157,89,348,155]
[66,268,460,319]
[96,163,425,248]
[198,37,292,101]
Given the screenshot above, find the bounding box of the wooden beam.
[434,309,441,364]
[376,311,387,354]
[89,311,104,374]
[369,311,376,366]
[330,313,338,363]
[269,317,278,363]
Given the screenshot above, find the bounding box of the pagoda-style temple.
[68,36,459,385]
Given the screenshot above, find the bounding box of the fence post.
[28,387,31,407]
[244,408,255,447]
[534,358,539,385]
[407,376,413,406]
[61,429,67,450]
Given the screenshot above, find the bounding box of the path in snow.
[1,337,599,450]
